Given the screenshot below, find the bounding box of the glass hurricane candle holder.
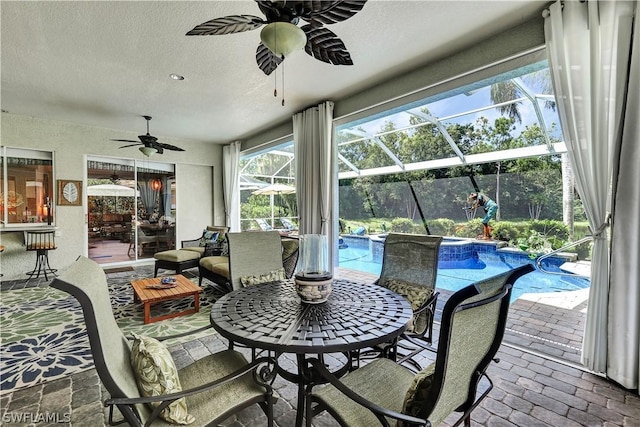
[294,234,332,304]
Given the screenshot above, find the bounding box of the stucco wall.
[0,114,223,280]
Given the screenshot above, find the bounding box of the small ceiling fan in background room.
[111,115,185,157]
[186,0,367,105]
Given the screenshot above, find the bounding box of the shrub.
[453,219,483,238]
[427,218,456,236]
[390,218,417,233]
[492,222,522,242]
[528,219,569,241]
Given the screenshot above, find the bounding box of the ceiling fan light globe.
[260,22,306,57]
[139,146,158,157]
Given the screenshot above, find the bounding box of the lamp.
[260,22,307,58]
[139,146,157,157]
[151,179,162,191]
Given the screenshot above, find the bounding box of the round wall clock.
[57,180,82,206]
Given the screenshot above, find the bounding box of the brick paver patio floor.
[2,266,639,426]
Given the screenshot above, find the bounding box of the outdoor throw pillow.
[240,268,286,287]
[198,230,219,247]
[400,362,436,422]
[130,333,195,425]
[384,279,433,333]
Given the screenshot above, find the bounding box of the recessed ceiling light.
[169,73,185,81]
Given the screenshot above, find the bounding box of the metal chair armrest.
[105,356,276,425]
[126,325,214,343]
[413,291,439,317]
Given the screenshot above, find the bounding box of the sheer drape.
[161,177,171,219]
[544,0,637,375]
[293,102,335,271]
[223,141,241,231]
[137,172,158,219]
[609,5,640,390]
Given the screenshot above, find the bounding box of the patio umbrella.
[251,183,295,196]
[252,183,296,226]
[87,184,139,197]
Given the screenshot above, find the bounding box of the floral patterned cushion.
[198,230,219,247]
[240,268,286,287]
[130,333,195,425]
[384,279,433,333]
[400,362,436,422]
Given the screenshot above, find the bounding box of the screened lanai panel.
[336,62,564,179]
[240,146,294,182]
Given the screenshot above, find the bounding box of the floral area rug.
[0,270,225,394]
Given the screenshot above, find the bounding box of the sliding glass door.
[87,156,175,265]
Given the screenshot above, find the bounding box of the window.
[0,147,54,226]
[337,59,588,258]
[239,141,296,231]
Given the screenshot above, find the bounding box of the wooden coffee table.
[131,274,202,324]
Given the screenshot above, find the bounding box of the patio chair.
[305,264,534,427]
[256,218,273,231]
[50,256,276,427]
[127,224,158,257]
[359,233,443,364]
[226,230,286,290]
[280,217,298,231]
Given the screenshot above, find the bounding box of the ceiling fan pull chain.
[281,63,285,107]
[274,68,278,98]
[274,22,279,99]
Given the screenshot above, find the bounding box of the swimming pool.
[338,236,590,302]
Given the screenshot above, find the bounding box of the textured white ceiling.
[1,1,543,145]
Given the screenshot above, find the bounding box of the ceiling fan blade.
[301,1,367,25]
[117,143,142,149]
[111,139,140,144]
[186,15,266,35]
[302,25,353,65]
[157,142,185,152]
[256,43,283,75]
[138,134,158,143]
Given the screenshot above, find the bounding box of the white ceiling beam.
[338,142,567,179]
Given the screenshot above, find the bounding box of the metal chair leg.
[26,249,57,282]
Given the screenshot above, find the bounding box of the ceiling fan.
[186,1,367,75]
[111,116,185,157]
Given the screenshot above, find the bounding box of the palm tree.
[490,72,573,236]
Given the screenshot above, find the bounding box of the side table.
[131,274,202,324]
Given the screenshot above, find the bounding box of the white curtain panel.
[544,0,636,374]
[293,101,335,272]
[223,141,241,231]
[293,101,334,235]
[609,5,640,390]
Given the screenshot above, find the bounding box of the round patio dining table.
[210,278,412,427]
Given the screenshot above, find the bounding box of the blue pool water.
[338,236,590,302]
